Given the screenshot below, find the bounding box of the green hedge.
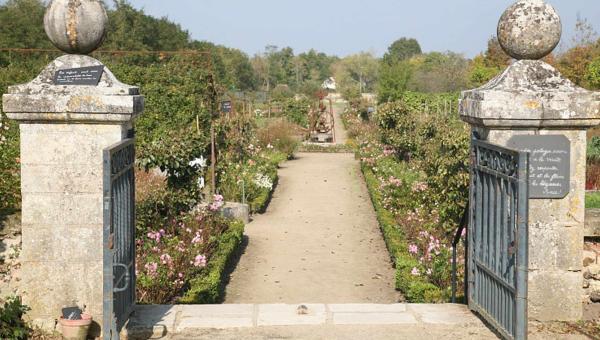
[361,165,444,302]
[179,220,245,304]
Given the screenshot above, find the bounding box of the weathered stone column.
[460,0,600,321]
[1,0,143,334]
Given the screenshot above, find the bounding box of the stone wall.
[583,241,600,318]
[19,123,127,331]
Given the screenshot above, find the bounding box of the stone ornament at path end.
[44,0,108,55]
[497,0,562,60]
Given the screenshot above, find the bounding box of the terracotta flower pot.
[59,313,92,340]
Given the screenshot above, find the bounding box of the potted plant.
[59,310,92,340]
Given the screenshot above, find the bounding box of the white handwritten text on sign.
[507,135,570,199]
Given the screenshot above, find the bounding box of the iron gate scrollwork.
[469,139,529,340]
[103,139,136,340]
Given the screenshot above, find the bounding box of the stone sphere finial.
[44,0,108,55]
[497,0,562,60]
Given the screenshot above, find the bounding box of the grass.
[586,191,600,209]
[179,220,245,304]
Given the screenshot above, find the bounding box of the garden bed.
[179,220,244,304]
[361,165,445,302]
[343,93,468,303]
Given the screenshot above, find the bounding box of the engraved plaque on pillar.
[507,135,570,199]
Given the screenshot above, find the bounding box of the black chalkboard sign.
[221,100,232,113]
[54,65,104,86]
[507,135,571,199]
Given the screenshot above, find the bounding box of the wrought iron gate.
[469,139,529,340]
[103,139,136,340]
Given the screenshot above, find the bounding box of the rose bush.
[344,93,468,302]
[136,197,230,304]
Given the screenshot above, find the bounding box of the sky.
[127,0,600,58]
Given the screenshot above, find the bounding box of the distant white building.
[321,77,337,91]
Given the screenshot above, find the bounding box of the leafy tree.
[557,45,598,88]
[0,0,51,49]
[251,54,270,91]
[104,1,190,51]
[378,61,413,103]
[383,38,422,66]
[466,37,510,88]
[482,37,510,69]
[468,55,500,87]
[333,52,379,96]
[214,46,257,91]
[266,46,295,88]
[409,52,469,93]
[297,49,338,83]
[586,56,600,90]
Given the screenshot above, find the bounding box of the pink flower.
[411,267,420,276]
[145,262,158,277]
[209,194,225,212]
[193,254,207,267]
[147,231,162,243]
[388,176,402,187]
[411,182,428,193]
[408,244,418,254]
[192,232,203,244]
[160,254,173,266]
[178,273,184,278]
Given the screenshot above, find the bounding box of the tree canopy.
[383,38,422,66]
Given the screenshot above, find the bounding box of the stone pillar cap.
[460,60,600,129]
[2,55,143,124]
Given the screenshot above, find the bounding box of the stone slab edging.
[122,303,483,338]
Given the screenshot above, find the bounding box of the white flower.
[189,156,207,168]
[267,144,274,149]
[254,173,273,190]
[197,177,205,189]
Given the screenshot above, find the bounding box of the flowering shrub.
[376,99,470,234]
[136,195,231,304]
[343,95,468,302]
[256,119,301,160]
[271,98,312,128]
[254,173,274,190]
[218,150,280,213]
[137,128,208,199]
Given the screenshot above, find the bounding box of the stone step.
[122,303,485,339]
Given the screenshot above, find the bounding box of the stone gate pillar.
[1,0,143,335]
[460,0,600,321]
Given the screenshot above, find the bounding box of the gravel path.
[332,101,348,145]
[224,151,400,304]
